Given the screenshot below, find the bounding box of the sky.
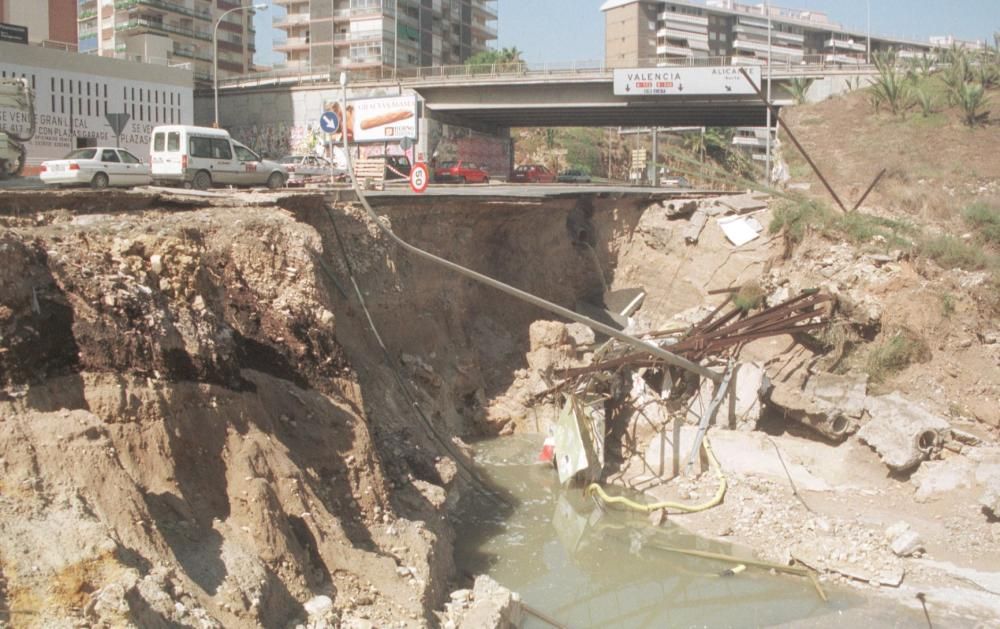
[254,0,999,67]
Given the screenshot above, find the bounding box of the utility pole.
[651,127,658,187]
[393,0,398,76]
[764,0,772,184]
[866,0,871,64]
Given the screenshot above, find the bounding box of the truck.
[0,78,36,178]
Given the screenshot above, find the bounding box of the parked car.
[557,168,592,183]
[279,154,340,183]
[150,125,287,190]
[433,160,489,184]
[40,147,151,189]
[660,175,691,188]
[510,164,555,183]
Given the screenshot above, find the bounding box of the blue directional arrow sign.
[320,111,340,134]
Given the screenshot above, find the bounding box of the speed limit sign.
[409,162,429,194]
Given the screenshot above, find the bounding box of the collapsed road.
[0,186,998,628]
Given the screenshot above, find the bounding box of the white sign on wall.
[613,66,761,96]
[0,61,193,166]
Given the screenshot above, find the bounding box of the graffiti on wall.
[230,122,320,159]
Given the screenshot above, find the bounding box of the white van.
[150,125,287,190]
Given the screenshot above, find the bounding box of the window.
[65,148,97,160]
[118,150,142,164]
[167,132,180,151]
[101,149,121,163]
[153,133,165,151]
[234,145,258,162]
[190,136,213,158]
[211,139,233,159]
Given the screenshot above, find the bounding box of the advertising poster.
[350,95,417,143]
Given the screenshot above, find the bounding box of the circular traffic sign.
[320,111,340,134]
[409,163,429,194]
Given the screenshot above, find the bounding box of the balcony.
[734,24,804,43]
[333,6,386,21]
[657,27,708,43]
[472,0,498,20]
[825,38,866,52]
[274,36,309,52]
[732,38,803,58]
[114,18,212,42]
[656,43,695,57]
[273,12,310,29]
[333,31,385,46]
[113,0,212,22]
[657,11,707,26]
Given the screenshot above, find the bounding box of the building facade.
[0,0,78,49]
[272,0,497,76]
[602,0,933,68]
[76,0,259,83]
[1,40,194,170]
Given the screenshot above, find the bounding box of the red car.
[433,160,490,184]
[509,164,556,183]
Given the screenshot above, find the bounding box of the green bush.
[865,328,931,384]
[918,233,990,270]
[962,203,1000,245]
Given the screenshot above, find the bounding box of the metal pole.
[393,0,398,76]
[764,0,772,184]
[651,127,658,187]
[866,0,871,64]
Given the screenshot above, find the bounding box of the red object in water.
[538,436,556,463]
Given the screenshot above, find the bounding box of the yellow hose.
[585,435,726,514]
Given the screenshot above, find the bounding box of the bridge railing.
[218,54,877,90]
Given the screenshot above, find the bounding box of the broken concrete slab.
[910,458,975,503]
[644,426,832,491]
[683,209,709,244]
[979,474,1000,519]
[857,392,951,472]
[767,371,866,440]
[457,575,523,629]
[687,362,768,428]
[718,193,768,215]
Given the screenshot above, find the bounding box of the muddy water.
[455,435,929,629]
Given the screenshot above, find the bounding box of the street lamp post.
[214,3,267,128]
[764,0,772,183]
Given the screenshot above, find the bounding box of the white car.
[278,154,343,183]
[40,147,151,189]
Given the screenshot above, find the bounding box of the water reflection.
[454,435,928,629]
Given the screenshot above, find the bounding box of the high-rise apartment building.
[76,0,259,83]
[0,0,78,48]
[272,0,497,76]
[602,0,932,68]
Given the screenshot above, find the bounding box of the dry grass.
[865,327,931,384]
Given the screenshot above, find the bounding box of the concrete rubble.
[443,576,523,629]
[767,371,868,440]
[858,392,952,472]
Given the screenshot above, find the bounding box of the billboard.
[351,95,417,143]
[613,66,761,96]
[0,23,28,45]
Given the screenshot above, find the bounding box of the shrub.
[961,202,1000,246]
[954,81,990,126]
[734,282,766,312]
[865,328,931,384]
[918,233,990,270]
[870,51,912,115]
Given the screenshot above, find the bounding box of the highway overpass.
[217,61,876,132]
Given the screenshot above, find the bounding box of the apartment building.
[273,0,497,76]
[0,0,78,48]
[602,0,932,68]
[77,0,259,83]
